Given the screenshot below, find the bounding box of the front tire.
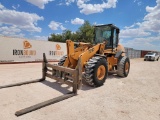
[157,57,159,61]
[58,55,67,66]
[84,56,108,87]
[117,56,130,77]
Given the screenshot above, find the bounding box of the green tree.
[77,21,94,43]
[48,33,63,42]
[48,21,94,43]
[62,30,72,41]
[71,32,79,42]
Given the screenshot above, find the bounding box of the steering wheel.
[103,37,108,44]
[103,37,107,41]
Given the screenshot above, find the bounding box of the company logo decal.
[56,44,61,50]
[13,40,36,58]
[49,44,64,56]
[23,40,32,49]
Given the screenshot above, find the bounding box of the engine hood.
[145,55,155,57]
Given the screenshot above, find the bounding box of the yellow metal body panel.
[63,40,105,71]
[79,44,101,71]
[117,44,125,56]
[63,40,125,72]
[107,56,118,71]
[63,40,76,68]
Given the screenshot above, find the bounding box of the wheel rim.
[97,65,106,80]
[125,62,129,73]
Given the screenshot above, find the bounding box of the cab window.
[113,29,117,48]
[102,30,111,46]
[95,26,111,44]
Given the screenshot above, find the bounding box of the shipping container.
[141,50,158,58]
[141,50,151,58]
[125,47,141,59]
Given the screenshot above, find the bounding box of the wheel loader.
[0,24,130,116]
[58,24,130,87]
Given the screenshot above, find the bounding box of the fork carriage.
[0,53,82,116]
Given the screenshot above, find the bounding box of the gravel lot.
[0,58,160,120]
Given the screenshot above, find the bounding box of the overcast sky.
[0,0,160,51]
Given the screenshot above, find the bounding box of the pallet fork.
[0,53,82,116]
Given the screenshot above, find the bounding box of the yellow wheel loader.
[0,24,130,116]
[58,24,130,87]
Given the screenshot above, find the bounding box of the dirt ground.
[0,58,160,120]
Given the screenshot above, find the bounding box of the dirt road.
[0,58,160,120]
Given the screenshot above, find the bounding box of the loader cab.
[94,24,120,49]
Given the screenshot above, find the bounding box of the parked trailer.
[0,36,67,63]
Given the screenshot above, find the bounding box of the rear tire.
[58,55,67,66]
[157,57,159,61]
[117,56,130,77]
[84,56,108,87]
